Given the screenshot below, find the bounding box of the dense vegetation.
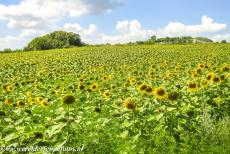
[25,31,84,51]
[0,44,230,153]
[135,36,214,44]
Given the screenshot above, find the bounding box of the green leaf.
[155,113,164,121]
[120,130,129,138]
[3,133,19,142]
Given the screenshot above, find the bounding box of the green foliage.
[221,40,227,43]
[26,31,84,51]
[140,36,213,44]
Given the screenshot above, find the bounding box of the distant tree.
[26,31,84,51]
[136,41,145,44]
[221,40,227,43]
[3,48,12,53]
[150,35,157,41]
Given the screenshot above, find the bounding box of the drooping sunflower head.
[62,95,75,105]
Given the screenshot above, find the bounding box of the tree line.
[0,32,228,53]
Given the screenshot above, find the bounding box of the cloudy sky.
[0,0,230,49]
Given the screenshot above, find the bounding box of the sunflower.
[4,98,13,105]
[5,85,13,93]
[17,100,25,108]
[124,98,136,110]
[212,76,220,83]
[220,65,229,72]
[154,87,167,99]
[102,91,111,98]
[90,83,99,92]
[196,68,202,74]
[40,100,48,107]
[206,72,215,81]
[187,82,199,92]
[36,97,44,104]
[201,80,209,88]
[63,95,75,105]
[28,97,35,106]
[145,86,153,95]
[138,83,148,91]
[129,78,136,85]
[220,75,225,82]
[167,92,179,101]
[78,84,85,90]
[198,64,205,68]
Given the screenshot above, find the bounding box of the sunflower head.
[124,98,136,110]
[167,92,179,101]
[206,72,215,81]
[78,84,85,90]
[198,64,205,68]
[63,95,75,105]
[213,76,220,83]
[154,87,167,99]
[4,98,13,105]
[5,85,13,93]
[187,82,199,92]
[129,78,136,85]
[17,100,25,108]
[145,86,153,94]
[102,91,111,98]
[201,80,209,88]
[90,83,99,92]
[0,110,6,116]
[221,65,229,72]
[139,84,148,91]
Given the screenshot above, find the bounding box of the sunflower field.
[0,44,230,153]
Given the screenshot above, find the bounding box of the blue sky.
[0,0,229,49]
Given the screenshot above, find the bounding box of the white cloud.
[0,14,229,50]
[0,0,124,30]
[101,20,154,44]
[0,29,46,50]
[212,34,230,42]
[0,35,28,50]
[100,15,228,44]
[159,15,227,36]
[63,23,100,43]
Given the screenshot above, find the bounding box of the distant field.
[0,44,230,153]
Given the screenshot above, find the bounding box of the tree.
[26,31,84,51]
[221,40,227,43]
